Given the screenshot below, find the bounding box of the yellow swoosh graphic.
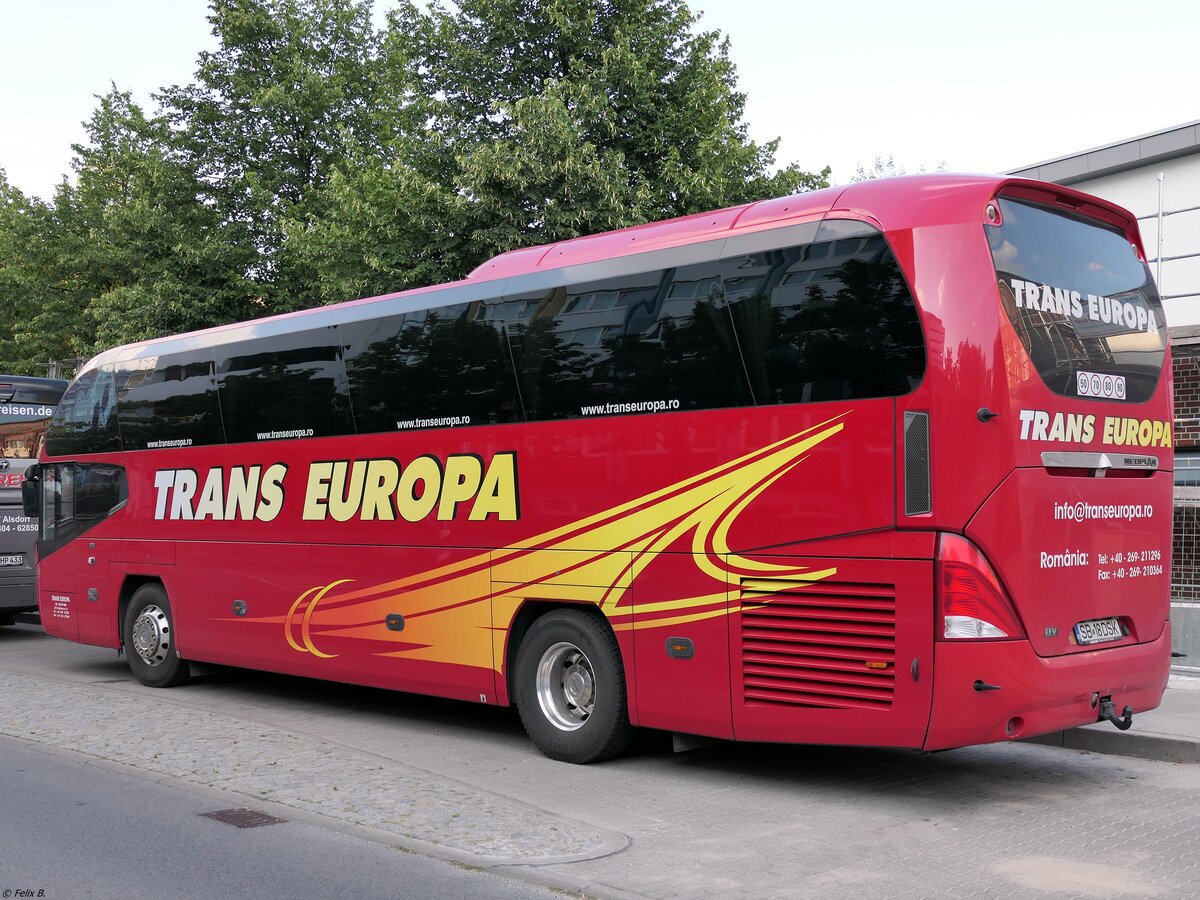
[284,415,847,670]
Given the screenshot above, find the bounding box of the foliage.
[850,155,947,183]
[0,174,85,372]
[159,0,385,308]
[0,0,830,373]
[290,0,828,300]
[0,89,259,373]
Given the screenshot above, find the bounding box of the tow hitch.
[1097,696,1134,731]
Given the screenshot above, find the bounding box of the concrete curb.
[1025,727,1200,764]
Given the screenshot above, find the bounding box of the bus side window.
[45,367,125,456]
[719,229,925,404]
[117,350,225,450]
[216,327,355,443]
[341,305,522,432]
[505,262,754,420]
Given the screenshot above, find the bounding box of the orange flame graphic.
[285,415,847,669]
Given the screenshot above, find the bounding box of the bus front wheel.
[123,584,190,688]
[514,609,634,764]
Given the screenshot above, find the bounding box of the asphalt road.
[3,622,1199,899]
[0,738,559,900]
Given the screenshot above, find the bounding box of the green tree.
[2,0,833,371]
[850,155,947,182]
[68,88,262,348]
[0,174,88,373]
[0,87,260,370]
[288,0,829,303]
[160,0,384,309]
[67,88,260,348]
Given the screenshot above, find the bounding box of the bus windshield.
[1,402,59,460]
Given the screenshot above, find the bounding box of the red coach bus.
[27,175,1173,762]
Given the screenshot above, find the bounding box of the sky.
[2,0,1199,201]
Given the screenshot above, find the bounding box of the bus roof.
[0,376,69,403]
[78,174,1139,375]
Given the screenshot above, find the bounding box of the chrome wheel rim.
[132,605,171,667]
[536,641,595,731]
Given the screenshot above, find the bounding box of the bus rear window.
[988,197,1166,403]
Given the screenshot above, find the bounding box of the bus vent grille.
[904,410,931,516]
[740,577,896,710]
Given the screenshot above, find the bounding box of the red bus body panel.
[925,626,1171,750]
[37,175,1172,753]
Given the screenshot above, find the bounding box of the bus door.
[73,537,117,645]
[34,462,128,644]
[728,554,934,747]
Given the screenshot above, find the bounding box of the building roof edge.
[1008,120,1200,185]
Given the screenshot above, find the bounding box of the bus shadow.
[172,662,1116,809]
[36,646,1125,809]
[187,663,531,745]
[0,622,44,642]
[651,736,1122,807]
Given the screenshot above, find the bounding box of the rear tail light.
[936,533,1026,640]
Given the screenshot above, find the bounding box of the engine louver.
[739,576,897,710]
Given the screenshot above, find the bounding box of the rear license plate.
[1074,617,1123,645]
[0,554,23,567]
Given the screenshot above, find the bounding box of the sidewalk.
[1028,674,1200,763]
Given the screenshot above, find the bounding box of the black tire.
[514,608,635,764]
[122,583,190,688]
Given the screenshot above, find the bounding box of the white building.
[1009,120,1200,329]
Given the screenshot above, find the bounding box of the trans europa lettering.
[152,453,520,522]
[1018,410,1172,448]
[1008,279,1160,335]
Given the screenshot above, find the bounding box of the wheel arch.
[117,574,166,653]
[507,601,637,762]
[503,600,618,708]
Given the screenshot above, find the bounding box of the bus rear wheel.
[514,609,634,764]
[123,584,190,688]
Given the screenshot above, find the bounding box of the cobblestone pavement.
[3,627,1198,899]
[0,670,623,866]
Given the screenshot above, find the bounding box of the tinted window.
[45,366,125,456]
[117,352,224,450]
[217,328,354,443]
[989,197,1166,402]
[502,287,597,421]
[604,263,753,413]
[38,462,127,557]
[720,227,924,404]
[504,264,756,421]
[341,305,521,432]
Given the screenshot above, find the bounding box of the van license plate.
[1074,617,1122,645]
[0,555,23,567]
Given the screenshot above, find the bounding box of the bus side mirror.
[21,465,40,518]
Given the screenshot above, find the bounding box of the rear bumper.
[923,622,1171,751]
